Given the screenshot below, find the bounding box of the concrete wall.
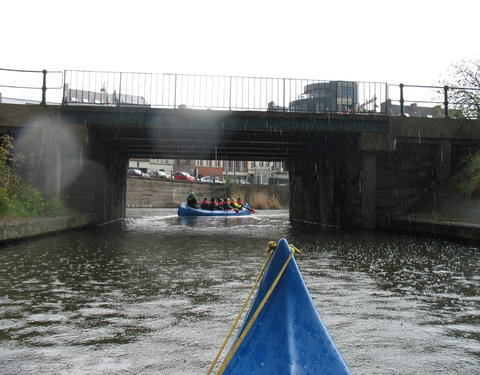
[126,178,289,208]
[376,143,438,219]
[52,123,128,224]
[0,214,96,243]
[287,135,359,228]
[127,178,226,207]
[285,131,480,229]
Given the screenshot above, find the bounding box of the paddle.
[245,203,256,214]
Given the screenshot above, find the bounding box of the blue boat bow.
[218,238,351,374]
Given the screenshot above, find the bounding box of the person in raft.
[200,197,209,210]
[217,198,230,210]
[229,198,242,210]
[216,198,224,209]
[235,197,244,209]
[211,197,223,210]
[186,192,198,208]
[224,198,234,210]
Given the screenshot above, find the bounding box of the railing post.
[174,74,177,109]
[62,70,67,105]
[399,83,405,116]
[444,85,449,118]
[41,69,47,105]
[229,76,232,111]
[118,72,123,107]
[283,78,286,112]
[385,83,389,115]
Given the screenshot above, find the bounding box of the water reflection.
[0,209,479,374]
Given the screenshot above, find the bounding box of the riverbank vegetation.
[0,134,65,218]
[226,178,283,209]
[230,187,282,209]
[458,151,480,198]
[443,59,480,119]
[249,191,282,209]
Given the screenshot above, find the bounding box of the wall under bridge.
[126,178,289,208]
[288,117,480,229]
[0,104,127,225]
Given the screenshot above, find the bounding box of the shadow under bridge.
[64,106,388,161]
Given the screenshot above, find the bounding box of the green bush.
[0,183,66,218]
[0,134,66,218]
[44,196,66,216]
[458,152,480,197]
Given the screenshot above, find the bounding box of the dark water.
[0,209,479,374]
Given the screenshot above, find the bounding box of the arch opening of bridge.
[56,104,391,228]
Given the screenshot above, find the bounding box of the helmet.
[188,193,195,198]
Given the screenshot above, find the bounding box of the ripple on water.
[0,208,479,374]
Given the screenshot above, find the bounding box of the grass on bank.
[249,191,282,209]
[458,152,480,198]
[0,134,66,219]
[230,188,282,210]
[0,184,65,218]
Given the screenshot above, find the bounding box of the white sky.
[2,0,479,89]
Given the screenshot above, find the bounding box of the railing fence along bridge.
[1,68,479,118]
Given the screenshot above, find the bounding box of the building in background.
[128,158,288,185]
[380,99,440,117]
[289,81,358,113]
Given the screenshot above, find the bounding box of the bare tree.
[443,59,480,118]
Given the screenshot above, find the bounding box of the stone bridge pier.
[58,123,128,225]
[287,118,475,229]
[0,105,128,225]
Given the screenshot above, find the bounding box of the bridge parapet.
[2,68,478,120]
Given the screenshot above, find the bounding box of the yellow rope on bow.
[206,246,275,375]
[215,246,296,375]
[266,241,277,254]
[289,244,302,254]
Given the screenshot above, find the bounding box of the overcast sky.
[2,0,479,89]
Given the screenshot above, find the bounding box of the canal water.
[0,208,479,374]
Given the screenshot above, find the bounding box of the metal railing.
[1,68,479,118]
[0,68,63,105]
[387,84,480,118]
[62,70,388,114]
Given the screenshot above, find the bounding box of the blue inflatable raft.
[216,238,352,374]
[177,202,252,217]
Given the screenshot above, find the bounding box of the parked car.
[127,168,143,177]
[141,172,150,178]
[172,171,196,181]
[149,170,168,179]
[200,176,224,183]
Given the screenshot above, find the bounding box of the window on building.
[342,86,354,98]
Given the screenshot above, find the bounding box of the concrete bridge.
[1,103,479,229]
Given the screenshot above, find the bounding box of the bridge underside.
[60,106,388,161]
